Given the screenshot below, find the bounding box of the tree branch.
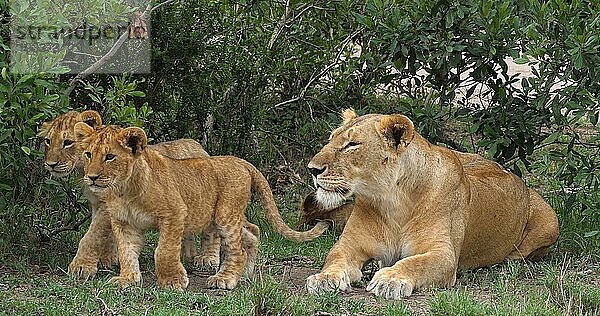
[65,0,176,97]
[270,28,362,110]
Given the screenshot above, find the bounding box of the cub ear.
[117,127,148,156]
[38,121,51,137]
[341,108,358,124]
[73,122,95,141]
[78,110,102,128]
[376,114,415,150]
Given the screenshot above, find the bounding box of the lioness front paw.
[207,273,239,290]
[194,254,220,271]
[109,273,141,287]
[68,258,98,280]
[366,267,414,299]
[306,271,351,294]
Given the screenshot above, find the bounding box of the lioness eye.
[343,141,361,149]
[85,152,92,159]
[63,139,74,148]
[44,138,50,146]
[105,154,116,161]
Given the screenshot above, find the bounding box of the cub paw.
[109,273,141,287]
[366,267,414,299]
[306,271,351,294]
[98,252,118,268]
[68,258,98,280]
[158,272,189,291]
[207,273,239,290]
[194,254,220,271]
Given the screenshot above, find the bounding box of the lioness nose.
[308,166,326,177]
[88,175,99,182]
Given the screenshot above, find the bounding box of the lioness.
[305,109,559,299]
[74,123,329,290]
[38,110,235,279]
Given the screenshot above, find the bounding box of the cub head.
[38,110,103,177]
[307,109,415,209]
[74,123,148,193]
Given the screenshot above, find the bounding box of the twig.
[270,28,362,110]
[268,0,291,50]
[65,0,176,97]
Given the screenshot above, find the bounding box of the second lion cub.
[74,123,329,290]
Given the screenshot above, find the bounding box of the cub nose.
[308,166,326,177]
[88,175,99,182]
[46,161,58,169]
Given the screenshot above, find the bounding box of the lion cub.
[74,123,329,290]
[38,110,231,280]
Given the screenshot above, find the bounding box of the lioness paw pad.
[366,268,414,299]
[306,272,351,294]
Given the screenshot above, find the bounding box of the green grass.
[1,193,599,315]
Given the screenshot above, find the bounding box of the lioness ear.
[376,114,415,150]
[73,122,95,141]
[78,110,102,128]
[341,108,358,124]
[118,127,147,156]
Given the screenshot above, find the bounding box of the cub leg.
[306,207,377,293]
[195,221,260,275]
[508,189,559,261]
[155,213,189,290]
[194,223,221,269]
[68,204,117,279]
[241,222,260,278]
[108,218,145,287]
[181,234,198,262]
[206,209,246,290]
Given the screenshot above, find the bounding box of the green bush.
[1,0,598,248]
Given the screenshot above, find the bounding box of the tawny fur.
[38,111,245,279]
[305,109,559,299]
[75,123,329,290]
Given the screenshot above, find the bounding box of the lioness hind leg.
[508,190,559,261]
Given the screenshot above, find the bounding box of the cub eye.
[44,138,51,146]
[343,141,361,150]
[63,139,74,148]
[85,152,92,159]
[105,154,116,161]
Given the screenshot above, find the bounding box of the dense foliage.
[1,0,598,246]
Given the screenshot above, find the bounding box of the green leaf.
[20,146,31,155]
[584,231,599,238]
[128,91,146,97]
[513,57,529,64]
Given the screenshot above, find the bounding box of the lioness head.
[38,110,103,177]
[308,109,415,209]
[73,123,148,193]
